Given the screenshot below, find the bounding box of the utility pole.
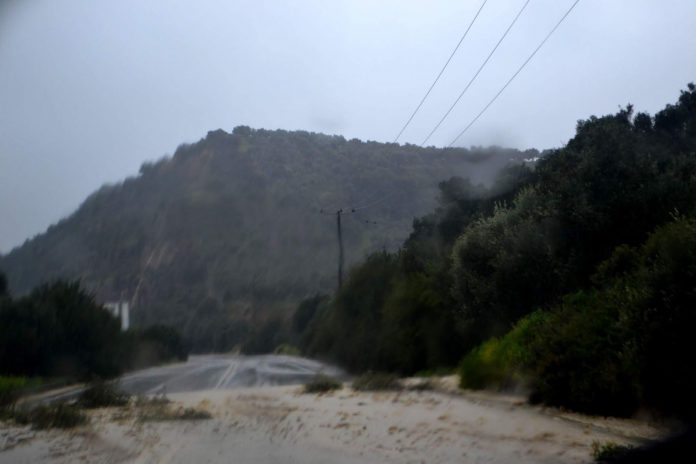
[320,204,378,291]
[336,209,344,289]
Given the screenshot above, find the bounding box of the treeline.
[0,278,188,380]
[295,84,696,420]
[0,127,536,354]
[461,215,696,418]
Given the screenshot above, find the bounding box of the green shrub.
[13,403,87,429]
[303,374,342,393]
[592,441,634,462]
[527,291,642,416]
[0,376,28,408]
[78,381,129,409]
[352,372,400,391]
[459,311,545,390]
[527,216,696,418]
[274,344,301,356]
[459,338,508,390]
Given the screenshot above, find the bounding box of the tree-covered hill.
[0,128,535,350]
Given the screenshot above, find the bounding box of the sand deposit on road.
[0,382,667,464]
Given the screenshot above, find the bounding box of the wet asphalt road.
[116,354,345,395]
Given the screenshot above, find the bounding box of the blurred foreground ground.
[0,378,667,464]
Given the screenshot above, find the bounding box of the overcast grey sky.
[1,0,696,253]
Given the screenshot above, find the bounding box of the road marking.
[215,360,238,389]
[143,362,227,395]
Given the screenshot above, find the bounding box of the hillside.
[0,127,535,350]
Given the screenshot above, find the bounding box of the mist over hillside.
[0,127,536,350]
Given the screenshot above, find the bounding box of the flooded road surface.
[4,356,666,464]
[117,354,344,395]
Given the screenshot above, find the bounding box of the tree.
[0,280,125,379]
[0,271,7,298]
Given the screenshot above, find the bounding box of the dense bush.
[533,216,696,418]
[526,291,641,416]
[462,216,696,419]
[592,442,635,462]
[463,290,641,415]
[458,311,545,391]
[0,281,126,379]
[451,188,559,344]
[0,277,189,382]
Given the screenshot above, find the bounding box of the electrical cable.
[393,0,489,143]
[448,0,582,147]
[420,0,532,146]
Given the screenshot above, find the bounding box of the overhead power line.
[348,214,378,225]
[393,0,489,143]
[319,190,398,216]
[351,191,399,212]
[318,191,391,288]
[421,0,532,147]
[448,0,582,147]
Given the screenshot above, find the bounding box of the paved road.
[117,354,344,395]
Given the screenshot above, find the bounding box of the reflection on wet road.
[117,354,344,395]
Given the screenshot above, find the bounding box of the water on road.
[117,354,344,395]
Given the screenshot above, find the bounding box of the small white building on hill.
[104,301,130,330]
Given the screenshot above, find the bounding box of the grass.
[2,377,86,430]
[177,408,213,420]
[592,441,635,462]
[139,405,212,422]
[135,397,211,422]
[351,372,401,391]
[12,403,88,430]
[1,377,209,429]
[1,380,208,429]
[78,381,130,408]
[303,374,342,393]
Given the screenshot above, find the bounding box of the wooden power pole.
[336,209,344,289]
[320,204,377,290]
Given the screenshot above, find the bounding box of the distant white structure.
[104,301,130,330]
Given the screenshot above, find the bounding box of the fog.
[2,0,696,252]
